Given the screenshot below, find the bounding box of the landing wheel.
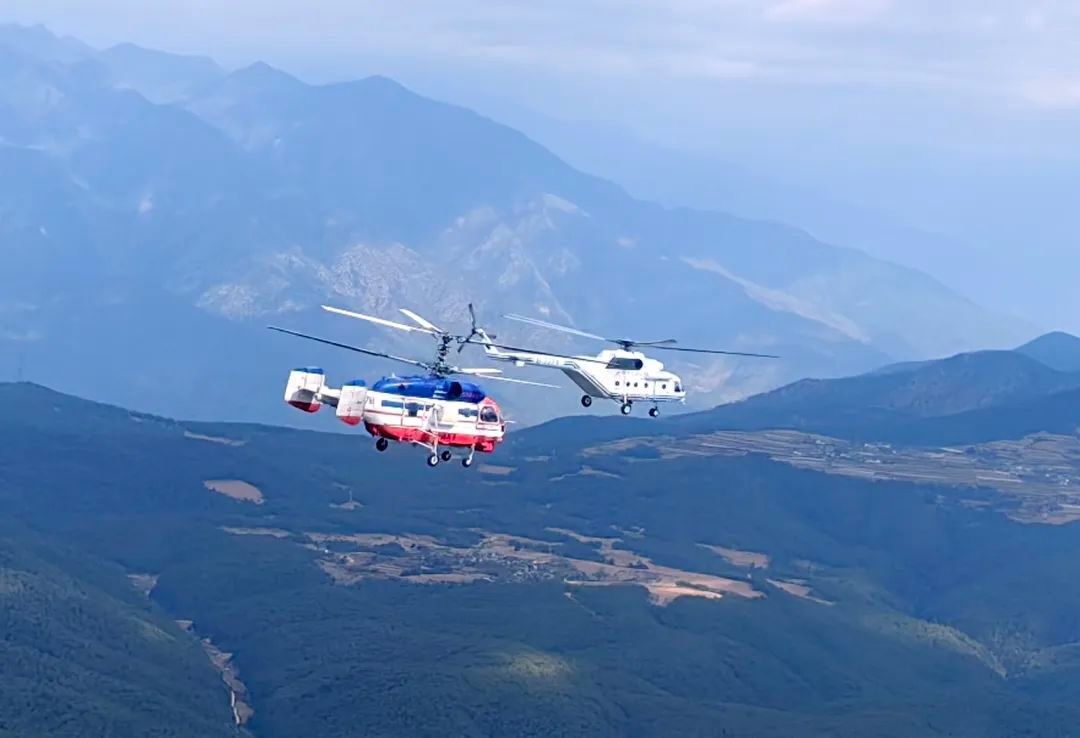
[620,402,632,416]
[440,450,453,462]
[375,438,389,452]
[426,453,440,467]
[462,456,474,469]
[581,395,593,408]
[649,407,660,418]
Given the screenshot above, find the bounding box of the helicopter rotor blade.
[653,345,780,358]
[505,314,682,351]
[476,374,561,388]
[455,367,504,376]
[502,312,778,358]
[503,313,607,342]
[322,305,439,336]
[398,308,443,334]
[268,326,432,370]
[459,337,609,364]
[623,338,679,348]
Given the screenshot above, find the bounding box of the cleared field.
[222,527,290,538]
[767,578,833,605]
[700,544,770,569]
[127,573,158,597]
[184,431,246,447]
[309,527,761,605]
[203,480,264,504]
[585,430,1080,524]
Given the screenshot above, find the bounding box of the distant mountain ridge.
[0,23,1033,425]
[1016,331,1080,373]
[672,331,1080,444]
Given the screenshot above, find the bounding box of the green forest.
[4,382,1080,736]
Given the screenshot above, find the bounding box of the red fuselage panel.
[364,422,499,453]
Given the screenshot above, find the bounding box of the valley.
[234,526,763,605]
[4,369,1080,735]
[585,429,1080,523]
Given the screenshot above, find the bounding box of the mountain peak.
[0,22,92,63]
[230,60,303,89]
[100,42,221,70]
[1016,331,1080,372]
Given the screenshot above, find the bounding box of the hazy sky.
[6,1,1079,164]
[4,1,1079,328]
[7,1,1080,118]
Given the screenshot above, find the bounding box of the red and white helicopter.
[270,305,557,468]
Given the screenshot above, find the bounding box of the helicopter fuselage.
[284,368,505,466]
[479,335,685,415]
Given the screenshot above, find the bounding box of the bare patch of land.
[329,484,362,510]
[127,573,159,597]
[222,527,290,538]
[311,527,761,605]
[767,578,832,605]
[550,466,622,482]
[184,431,246,447]
[204,479,264,505]
[546,528,611,545]
[177,620,254,727]
[700,544,770,569]
[585,430,1080,524]
[645,583,726,606]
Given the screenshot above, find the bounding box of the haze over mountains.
[0,23,1036,425]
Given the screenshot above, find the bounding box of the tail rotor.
[458,303,495,352]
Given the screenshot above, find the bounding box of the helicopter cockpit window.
[479,406,499,423]
[606,357,644,370]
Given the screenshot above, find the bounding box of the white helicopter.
[476,313,779,417]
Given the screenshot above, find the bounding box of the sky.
[3,0,1079,329]
[6,1,1079,165]
[8,1,1080,118]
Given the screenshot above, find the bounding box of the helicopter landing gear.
[620,402,632,416]
[427,453,440,467]
[649,406,660,418]
[581,395,593,408]
[462,455,474,468]
[441,450,453,463]
[375,437,389,452]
